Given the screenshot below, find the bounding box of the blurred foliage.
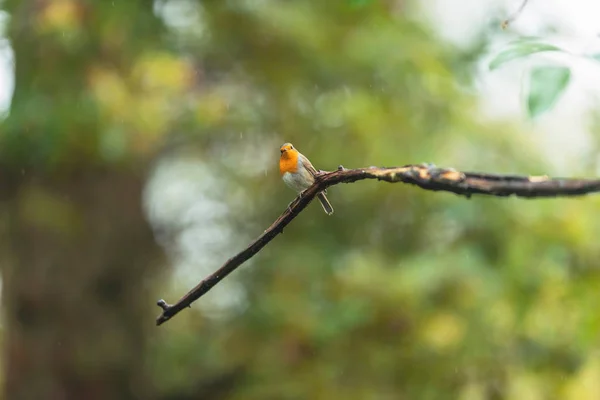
[488,37,600,119]
[488,41,562,71]
[527,65,571,119]
[2,0,600,399]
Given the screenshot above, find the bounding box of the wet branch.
[156,163,600,325]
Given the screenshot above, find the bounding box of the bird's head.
[280,143,295,155]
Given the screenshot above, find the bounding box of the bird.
[279,142,334,215]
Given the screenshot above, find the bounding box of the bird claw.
[286,191,307,213]
[287,198,297,213]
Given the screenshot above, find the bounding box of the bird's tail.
[317,192,334,215]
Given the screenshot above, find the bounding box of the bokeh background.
[1,0,600,399]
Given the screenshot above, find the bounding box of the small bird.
[279,142,334,215]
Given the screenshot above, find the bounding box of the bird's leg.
[287,191,307,213]
[287,197,299,213]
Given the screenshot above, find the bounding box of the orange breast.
[279,150,299,175]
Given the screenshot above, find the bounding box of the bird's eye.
[290,145,294,149]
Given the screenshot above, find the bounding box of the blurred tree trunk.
[4,172,160,400]
[1,1,164,399]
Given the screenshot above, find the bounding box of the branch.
[156,163,600,325]
[501,0,530,29]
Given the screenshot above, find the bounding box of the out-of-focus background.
[1,0,600,399]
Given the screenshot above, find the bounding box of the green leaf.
[527,66,571,118]
[489,43,562,70]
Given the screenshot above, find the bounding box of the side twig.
[156,163,600,325]
[502,0,530,29]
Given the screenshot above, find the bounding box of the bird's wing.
[300,153,319,177]
[300,153,327,194]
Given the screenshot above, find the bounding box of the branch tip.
[156,299,170,311]
[502,0,529,29]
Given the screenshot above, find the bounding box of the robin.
[279,142,334,215]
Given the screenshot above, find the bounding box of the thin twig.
[502,0,530,29]
[156,163,600,325]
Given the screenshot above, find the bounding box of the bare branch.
[156,163,600,325]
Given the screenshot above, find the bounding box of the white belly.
[282,170,313,193]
